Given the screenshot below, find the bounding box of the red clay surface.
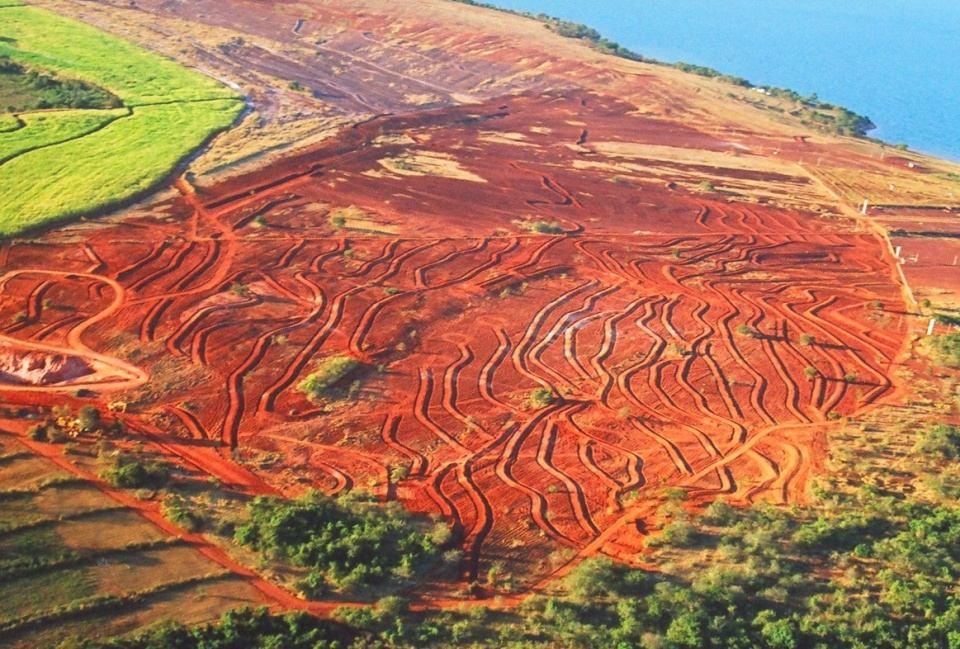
[0,89,910,592]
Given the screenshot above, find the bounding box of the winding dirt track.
[0,89,910,601]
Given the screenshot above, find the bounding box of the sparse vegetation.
[451,0,874,137]
[928,332,960,367]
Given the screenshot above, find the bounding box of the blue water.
[487,0,960,161]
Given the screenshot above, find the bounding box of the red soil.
[0,89,909,596]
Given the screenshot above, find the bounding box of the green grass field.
[0,108,126,164]
[0,113,20,132]
[0,5,243,235]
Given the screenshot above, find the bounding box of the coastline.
[459,0,957,161]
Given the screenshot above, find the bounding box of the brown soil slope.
[4,0,955,592]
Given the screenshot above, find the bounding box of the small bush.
[518,219,564,234]
[297,355,362,401]
[736,324,759,338]
[161,494,204,531]
[646,519,699,548]
[528,387,557,409]
[26,423,47,441]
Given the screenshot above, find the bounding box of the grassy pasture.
[0,108,126,164]
[0,7,234,105]
[0,6,243,235]
[0,99,241,234]
[0,113,19,131]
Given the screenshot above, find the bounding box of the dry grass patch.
[0,454,68,490]
[378,150,487,183]
[91,545,232,595]
[56,509,167,552]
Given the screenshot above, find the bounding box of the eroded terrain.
[2,0,958,605]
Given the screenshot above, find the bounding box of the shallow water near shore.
[488,0,960,161]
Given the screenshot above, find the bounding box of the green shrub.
[25,422,47,441]
[161,494,204,532]
[518,219,565,234]
[101,453,170,489]
[646,519,699,548]
[297,355,361,401]
[527,387,557,409]
[75,405,101,433]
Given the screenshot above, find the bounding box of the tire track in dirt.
[536,416,600,539]
[494,402,578,548]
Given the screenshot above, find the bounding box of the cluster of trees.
[69,607,356,649]
[234,490,449,596]
[368,490,960,649]
[66,480,960,648]
[671,63,874,136]
[0,56,121,112]
[448,0,644,61]
[100,452,171,489]
[674,62,752,88]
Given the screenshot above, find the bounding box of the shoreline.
[465,0,956,162]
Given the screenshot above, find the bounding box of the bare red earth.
[0,87,910,596]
